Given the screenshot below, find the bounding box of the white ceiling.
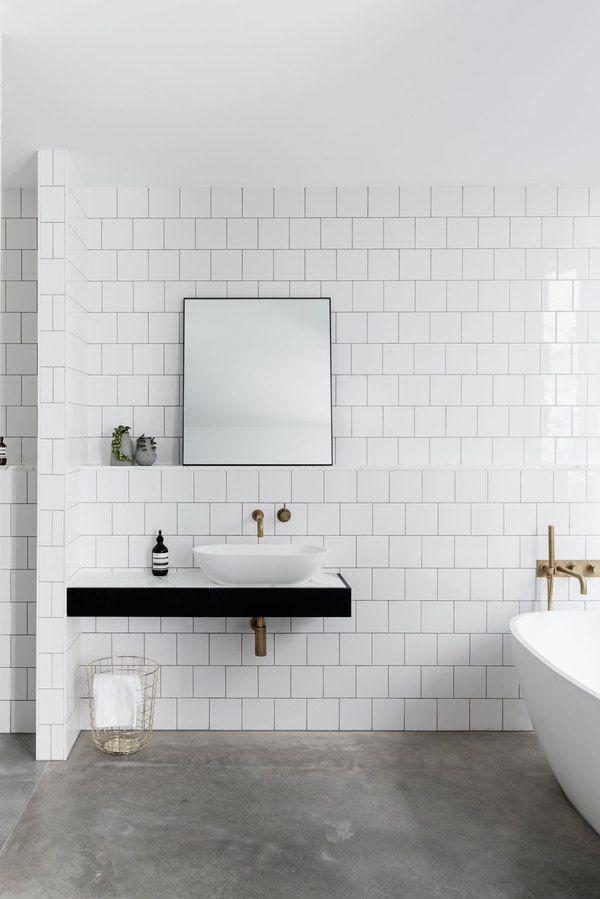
[2,0,600,187]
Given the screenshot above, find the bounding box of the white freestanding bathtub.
[511,611,600,834]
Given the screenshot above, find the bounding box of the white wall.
[36,150,88,758]
[81,185,600,467]
[76,463,599,733]
[1,188,38,464]
[28,178,600,750]
[65,184,600,735]
[0,466,37,733]
[7,2,600,189]
[0,48,38,734]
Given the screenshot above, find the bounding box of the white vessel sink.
[193,543,328,586]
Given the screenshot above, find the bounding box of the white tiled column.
[36,150,87,759]
[36,150,70,759]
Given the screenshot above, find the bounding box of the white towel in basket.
[93,672,142,729]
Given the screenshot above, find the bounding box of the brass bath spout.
[555,563,587,596]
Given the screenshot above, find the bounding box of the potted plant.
[134,435,157,466]
[111,425,133,466]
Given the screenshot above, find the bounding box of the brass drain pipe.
[251,617,267,656]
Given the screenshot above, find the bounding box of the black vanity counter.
[67,570,352,618]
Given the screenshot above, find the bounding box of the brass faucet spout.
[555,563,588,595]
[252,509,264,539]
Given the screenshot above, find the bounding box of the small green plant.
[111,425,131,462]
[137,434,157,451]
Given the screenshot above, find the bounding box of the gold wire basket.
[86,656,159,755]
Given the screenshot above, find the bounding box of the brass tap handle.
[277,503,291,523]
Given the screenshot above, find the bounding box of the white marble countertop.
[67,568,347,590]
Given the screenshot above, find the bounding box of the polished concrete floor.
[0,734,46,856]
[0,731,600,898]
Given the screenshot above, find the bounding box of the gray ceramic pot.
[134,435,157,466]
[111,432,133,466]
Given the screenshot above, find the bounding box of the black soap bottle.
[152,530,169,577]
[0,438,7,466]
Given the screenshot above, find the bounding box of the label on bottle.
[0,446,6,461]
[153,551,169,571]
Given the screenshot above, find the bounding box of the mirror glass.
[183,298,332,465]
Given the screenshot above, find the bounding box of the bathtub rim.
[510,610,600,703]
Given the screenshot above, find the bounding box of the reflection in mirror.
[183,298,332,465]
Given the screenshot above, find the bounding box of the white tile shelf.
[66,568,352,618]
[73,464,384,476]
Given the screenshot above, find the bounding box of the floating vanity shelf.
[66,570,352,618]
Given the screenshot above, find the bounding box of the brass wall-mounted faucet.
[537,525,588,610]
[252,509,264,538]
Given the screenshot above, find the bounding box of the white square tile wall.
[28,178,600,748]
[0,467,37,734]
[1,187,38,464]
[36,150,89,758]
[76,185,600,467]
[73,463,600,734]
